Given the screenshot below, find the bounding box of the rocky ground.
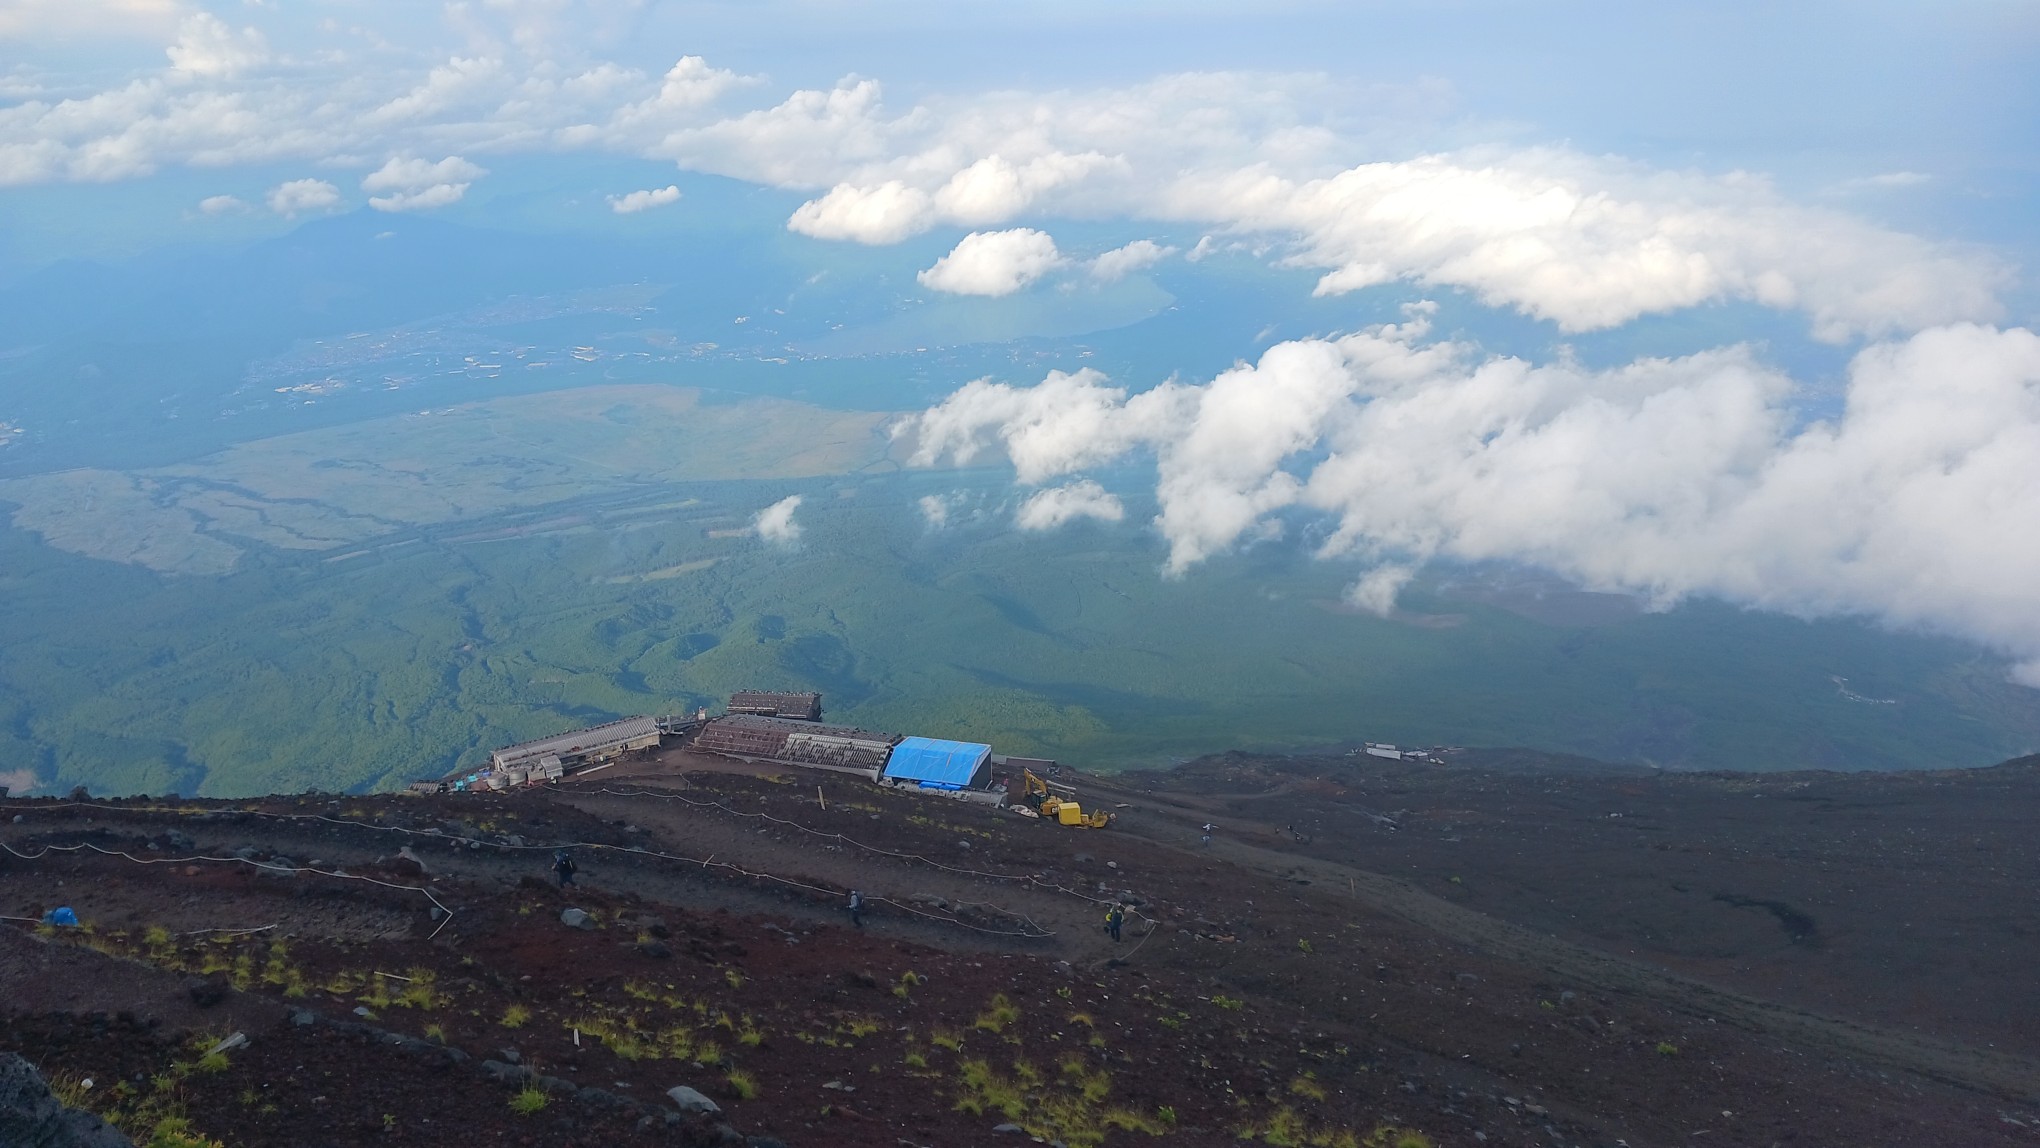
[3,748,2038,1147]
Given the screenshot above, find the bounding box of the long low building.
[691,714,899,777]
[726,691,823,721]
[490,715,662,776]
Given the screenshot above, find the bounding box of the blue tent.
[883,737,992,789]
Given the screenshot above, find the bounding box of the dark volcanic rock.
[185,977,227,1008]
[0,1052,134,1147]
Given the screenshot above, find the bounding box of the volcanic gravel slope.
[0,752,2035,1147]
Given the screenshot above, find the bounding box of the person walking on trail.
[1105,903,1125,943]
[848,889,865,928]
[1200,823,1215,848]
[552,850,577,888]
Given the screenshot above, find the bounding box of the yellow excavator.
[1019,769,1113,828]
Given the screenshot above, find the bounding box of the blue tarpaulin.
[883,737,992,789]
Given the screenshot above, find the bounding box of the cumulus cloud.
[361,155,484,212]
[787,180,932,244]
[196,193,247,214]
[1090,239,1175,281]
[917,493,959,528]
[917,228,1063,296]
[1014,481,1125,531]
[1347,564,1416,617]
[0,46,2005,337]
[0,0,179,39]
[608,184,680,213]
[755,494,803,545]
[905,318,2040,681]
[166,13,268,79]
[1170,151,2003,341]
[266,178,339,216]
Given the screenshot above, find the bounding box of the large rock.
[0,1053,134,1147]
[664,1085,721,1116]
[560,908,594,930]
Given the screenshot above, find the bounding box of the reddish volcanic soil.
[3,749,2039,1147]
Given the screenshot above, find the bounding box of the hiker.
[848,889,865,928]
[1105,903,1125,943]
[552,850,577,888]
[1200,822,1215,848]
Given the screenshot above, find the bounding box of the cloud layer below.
[904,316,2040,683]
[0,34,2006,337]
[754,494,803,546]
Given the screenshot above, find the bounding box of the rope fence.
[0,798,1064,940]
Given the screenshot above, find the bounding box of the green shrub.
[509,1087,548,1115]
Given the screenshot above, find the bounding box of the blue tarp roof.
[883,736,992,788]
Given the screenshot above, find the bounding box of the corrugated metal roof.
[492,715,660,765]
[883,736,992,788]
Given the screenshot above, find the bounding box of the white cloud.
[1014,481,1124,531]
[917,493,958,528]
[917,228,1063,296]
[361,155,484,213]
[755,494,803,546]
[196,193,246,214]
[1346,564,1416,617]
[361,155,485,193]
[0,0,180,39]
[368,183,468,212]
[0,48,2005,337]
[608,184,680,213]
[931,152,1116,226]
[165,13,268,79]
[1090,238,1175,281]
[600,56,757,144]
[906,318,2040,681]
[1170,151,2004,341]
[265,177,339,216]
[787,180,931,244]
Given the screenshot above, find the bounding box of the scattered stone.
[665,1085,721,1116]
[498,1049,521,1065]
[186,978,227,1008]
[560,908,594,929]
[288,1009,314,1027]
[637,940,673,959]
[821,1080,854,1092]
[746,1138,789,1148]
[993,1124,1024,1134]
[352,1007,372,1018]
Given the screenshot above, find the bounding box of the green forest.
[4,463,2036,798]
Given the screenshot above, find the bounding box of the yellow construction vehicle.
[1019,769,1113,828]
